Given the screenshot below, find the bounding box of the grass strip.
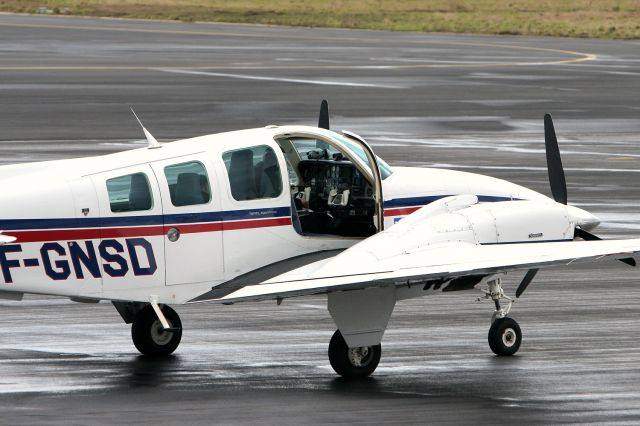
[1,0,639,39]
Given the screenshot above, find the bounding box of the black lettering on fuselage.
[0,244,22,283]
[126,238,157,276]
[41,242,71,280]
[68,241,100,279]
[98,240,129,277]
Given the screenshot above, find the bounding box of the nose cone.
[566,205,600,231]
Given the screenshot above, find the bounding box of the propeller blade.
[516,268,539,298]
[318,99,330,130]
[574,227,599,241]
[544,113,567,205]
[619,258,636,267]
[575,227,636,266]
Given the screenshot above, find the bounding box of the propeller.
[544,113,567,205]
[544,113,635,267]
[515,268,538,298]
[518,114,635,300]
[318,99,330,130]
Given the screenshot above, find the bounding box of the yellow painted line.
[0,21,596,71]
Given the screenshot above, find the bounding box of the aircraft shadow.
[116,355,182,388]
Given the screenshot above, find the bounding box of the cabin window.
[106,173,153,213]
[222,145,283,201]
[164,161,211,206]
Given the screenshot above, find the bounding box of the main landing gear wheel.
[328,330,381,378]
[131,305,182,356]
[488,317,521,356]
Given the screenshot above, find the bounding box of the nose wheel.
[328,330,381,378]
[488,317,522,356]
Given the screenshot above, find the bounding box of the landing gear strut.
[131,304,182,356]
[479,277,522,356]
[328,330,381,378]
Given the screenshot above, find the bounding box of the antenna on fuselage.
[130,107,161,149]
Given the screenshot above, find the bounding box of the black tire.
[131,305,182,356]
[328,330,381,378]
[488,317,521,356]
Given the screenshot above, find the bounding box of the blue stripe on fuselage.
[0,207,292,230]
[383,194,517,209]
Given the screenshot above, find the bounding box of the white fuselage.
[0,126,596,304]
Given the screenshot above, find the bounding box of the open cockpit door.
[340,130,384,233]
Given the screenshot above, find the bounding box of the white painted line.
[369,136,640,159]
[154,68,406,89]
[370,56,567,64]
[428,163,640,173]
[606,71,640,76]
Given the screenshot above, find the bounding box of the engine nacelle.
[330,196,597,269]
[395,199,576,249]
[459,200,576,244]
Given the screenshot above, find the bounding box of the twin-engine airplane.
[1,101,639,378]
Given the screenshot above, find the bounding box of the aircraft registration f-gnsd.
[1,101,638,378]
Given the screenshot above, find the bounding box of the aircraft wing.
[210,238,640,303]
[190,197,640,305]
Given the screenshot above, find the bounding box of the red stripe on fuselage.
[384,206,421,217]
[10,228,102,243]
[103,226,165,239]
[10,226,166,243]
[9,217,291,243]
[223,217,292,231]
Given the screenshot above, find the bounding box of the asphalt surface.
[1,13,640,425]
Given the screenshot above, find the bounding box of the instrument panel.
[293,160,376,237]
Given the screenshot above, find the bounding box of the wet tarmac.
[0,13,640,425]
